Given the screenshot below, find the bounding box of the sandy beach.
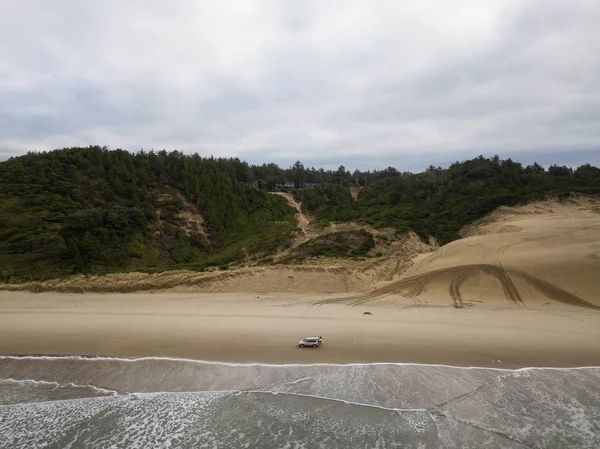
[2,198,599,369]
[1,290,599,368]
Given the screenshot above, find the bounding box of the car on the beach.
[298,337,322,348]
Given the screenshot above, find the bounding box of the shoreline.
[2,353,599,371]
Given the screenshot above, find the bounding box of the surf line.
[0,378,122,396]
[1,355,599,372]
[236,389,433,413]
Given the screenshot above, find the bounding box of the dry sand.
[344,197,600,310]
[0,265,369,294]
[1,291,599,368]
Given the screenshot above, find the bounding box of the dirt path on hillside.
[271,192,310,247]
[349,187,361,200]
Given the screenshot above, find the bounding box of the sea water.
[0,356,598,448]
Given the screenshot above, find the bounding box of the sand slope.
[0,266,367,294]
[359,197,600,309]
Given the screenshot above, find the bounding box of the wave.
[234,389,431,413]
[3,387,429,414]
[0,378,120,397]
[1,356,599,448]
[2,355,599,412]
[1,354,598,371]
[3,385,599,449]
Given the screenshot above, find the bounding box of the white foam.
[237,390,431,414]
[279,377,312,386]
[0,378,120,396]
[2,386,598,448]
[1,354,598,372]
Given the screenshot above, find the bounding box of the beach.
[1,290,599,368]
[2,198,600,447]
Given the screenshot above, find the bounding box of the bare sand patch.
[374,197,600,310]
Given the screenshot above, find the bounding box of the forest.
[292,156,600,244]
[0,147,296,280]
[1,146,599,281]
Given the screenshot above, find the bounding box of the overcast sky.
[1,0,599,171]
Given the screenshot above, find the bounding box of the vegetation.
[0,147,296,281]
[280,230,375,264]
[292,157,600,243]
[1,147,599,281]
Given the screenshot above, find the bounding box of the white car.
[298,337,322,348]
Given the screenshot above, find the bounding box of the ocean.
[0,356,598,448]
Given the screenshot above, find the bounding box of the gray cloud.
[1,0,599,171]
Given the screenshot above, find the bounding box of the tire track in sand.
[314,264,599,310]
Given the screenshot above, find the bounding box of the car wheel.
[312,344,317,348]
[300,344,304,348]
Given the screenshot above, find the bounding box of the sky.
[1,0,599,171]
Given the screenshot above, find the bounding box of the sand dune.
[321,264,600,311]
[367,197,600,309]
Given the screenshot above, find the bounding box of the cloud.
[0,0,598,170]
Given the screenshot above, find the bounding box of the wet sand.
[1,291,599,369]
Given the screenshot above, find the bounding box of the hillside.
[292,157,600,244]
[0,147,296,281]
[1,147,599,283]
